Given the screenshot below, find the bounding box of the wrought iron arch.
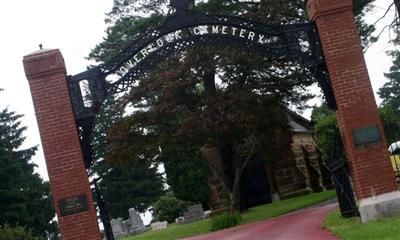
[67,5,336,169]
[67,3,361,237]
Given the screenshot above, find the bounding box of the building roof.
[286,110,314,134]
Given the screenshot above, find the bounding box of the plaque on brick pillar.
[59,194,89,217]
[353,125,381,148]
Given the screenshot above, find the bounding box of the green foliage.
[380,104,400,143]
[312,102,400,164]
[162,144,210,208]
[100,160,164,219]
[107,48,294,210]
[89,14,166,64]
[210,212,241,231]
[377,3,400,144]
[89,0,381,64]
[311,105,337,162]
[91,97,123,167]
[378,33,400,143]
[0,225,39,240]
[105,0,168,22]
[352,0,377,49]
[153,195,191,223]
[380,35,400,112]
[88,0,376,66]
[0,101,57,238]
[89,97,164,219]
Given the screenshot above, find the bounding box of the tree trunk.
[395,0,400,18]
[395,0,400,31]
[230,168,242,211]
[229,136,258,211]
[265,164,280,200]
[203,69,216,95]
[200,144,232,210]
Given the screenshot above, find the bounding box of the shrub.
[211,212,241,231]
[0,224,39,240]
[153,195,190,223]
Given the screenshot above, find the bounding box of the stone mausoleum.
[207,110,333,211]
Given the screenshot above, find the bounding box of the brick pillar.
[23,49,102,239]
[307,0,400,222]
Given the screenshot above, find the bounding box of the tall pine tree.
[0,90,57,239]
[89,97,164,218]
[378,35,400,143]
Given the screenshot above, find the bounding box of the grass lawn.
[122,190,336,240]
[324,210,400,240]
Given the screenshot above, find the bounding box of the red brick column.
[307,0,400,222]
[23,49,102,239]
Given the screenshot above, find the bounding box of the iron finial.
[170,0,194,13]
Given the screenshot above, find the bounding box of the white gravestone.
[151,221,168,230]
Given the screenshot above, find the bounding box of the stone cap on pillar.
[307,0,353,21]
[23,49,66,79]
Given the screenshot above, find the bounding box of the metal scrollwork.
[68,2,336,169]
[326,128,359,218]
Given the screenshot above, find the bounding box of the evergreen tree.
[89,97,123,180]
[161,143,210,209]
[0,91,57,239]
[379,36,400,113]
[353,0,377,49]
[89,97,164,218]
[99,160,164,219]
[379,104,400,143]
[377,29,400,144]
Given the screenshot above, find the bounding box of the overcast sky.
[0,0,396,181]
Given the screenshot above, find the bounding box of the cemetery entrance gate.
[23,0,400,239]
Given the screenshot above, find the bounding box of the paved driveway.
[183,202,338,240]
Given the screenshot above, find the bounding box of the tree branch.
[372,2,395,26]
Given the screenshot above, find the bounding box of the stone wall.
[205,130,332,211]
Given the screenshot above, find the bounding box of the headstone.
[129,208,144,227]
[175,216,185,224]
[110,218,127,239]
[183,204,204,223]
[203,210,212,219]
[122,219,131,233]
[151,221,168,230]
[128,208,148,235]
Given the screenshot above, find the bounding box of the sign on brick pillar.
[23,49,102,239]
[307,0,400,222]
